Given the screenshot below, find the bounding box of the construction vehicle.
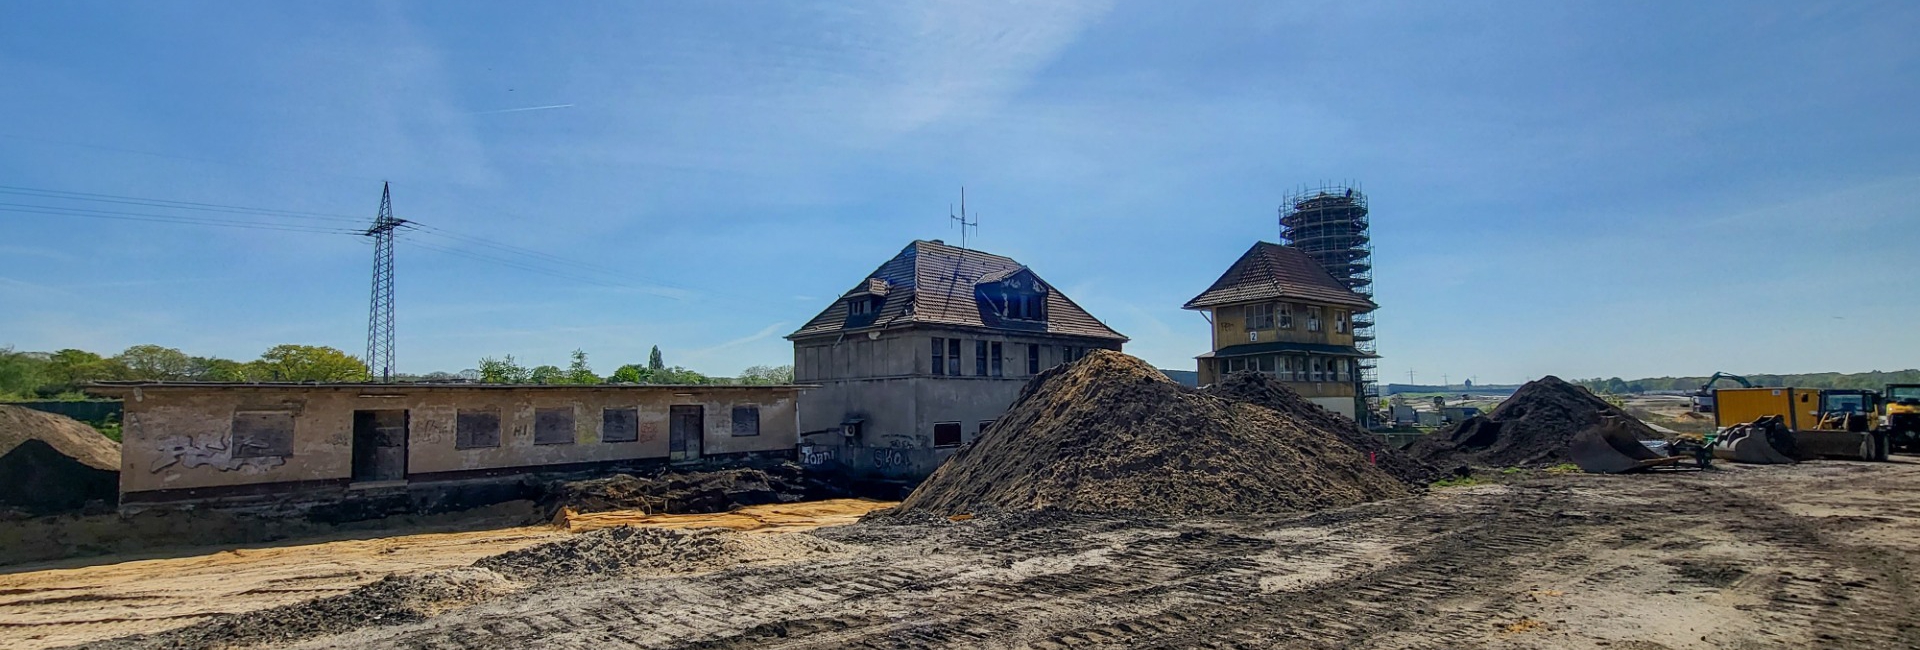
[1707,387,1888,462]
[1569,415,1700,474]
[1689,372,1752,415]
[1885,383,1920,452]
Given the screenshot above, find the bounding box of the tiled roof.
[1183,242,1377,311]
[788,240,1127,342]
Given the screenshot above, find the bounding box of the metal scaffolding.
[1281,183,1378,422]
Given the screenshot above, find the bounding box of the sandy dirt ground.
[23,461,1920,649]
[0,499,890,650]
[287,459,1916,649]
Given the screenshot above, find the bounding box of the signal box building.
[788,239,1126,482]
[1184,242,1378,419]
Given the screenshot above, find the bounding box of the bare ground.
[0,500,887,650]
[28,461,1920,649]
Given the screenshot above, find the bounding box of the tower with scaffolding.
[1280,183,1377,425]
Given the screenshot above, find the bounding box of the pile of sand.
[1407,376,1663,468]
[1202,371,1439,487]
[0,405,119,515]
[895,351,1411,518]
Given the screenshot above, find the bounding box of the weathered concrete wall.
[795,327,1119,482]
[1308,396,1358,420]
[113,386,800,497]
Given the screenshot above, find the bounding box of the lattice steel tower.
[1280,183,1377,422]
[363,182,405,382]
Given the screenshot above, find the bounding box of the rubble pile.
[1202,371,1439,487]
[539,462,842,520]
[895,351,1411,518]
[476,527,740,581]
[0,405,120,515]
[1408,376,1663,468]
[92,568,514,649]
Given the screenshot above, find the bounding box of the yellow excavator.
[1885,384,1920,452]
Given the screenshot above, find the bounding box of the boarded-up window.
[731,406,760,437]
[535,407,575,445]
[457,409,501,449]
[602,407,639,443]
[231,411,294,458]
[933,422,962,447]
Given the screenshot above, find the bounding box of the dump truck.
[1709,387,1888,462]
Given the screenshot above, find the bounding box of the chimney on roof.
[930,239,944,245]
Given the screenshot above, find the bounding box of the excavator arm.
[1690,372,1753,415]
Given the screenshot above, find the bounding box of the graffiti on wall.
[798,443,837,467]
[148,433,286,474]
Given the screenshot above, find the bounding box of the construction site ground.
[13,461,1920,649]
[0,499,887,650]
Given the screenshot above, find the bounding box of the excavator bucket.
[1711,416,1797,464]
[1792,430,1879,461]
[1571,416,1686,474]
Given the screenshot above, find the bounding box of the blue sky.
[2,1,1915,383]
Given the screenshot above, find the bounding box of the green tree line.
[0,344,369,399]
[1575,369,1920,395]
[2,342,796,399]
[473,346,793,386]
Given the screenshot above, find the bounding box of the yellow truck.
[1711,387,1887,462]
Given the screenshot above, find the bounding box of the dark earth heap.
[539,462,844,520]
[1203,371,1439,487]
[0,405,120,516]
[1407,375,1662,468]
[896,350,1410,517]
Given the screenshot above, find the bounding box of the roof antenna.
[949,186,979,251]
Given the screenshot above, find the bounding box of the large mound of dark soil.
[0,439,119,515]
[895,351,1411,517]
[0,405,119,515]
[1202,371,1439,487]
[1407,376,1663,468]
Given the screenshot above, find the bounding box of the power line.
[0,185,365,222]
[0,182,717,301]
[0,204,363,235]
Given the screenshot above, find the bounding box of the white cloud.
[683,322,789,361]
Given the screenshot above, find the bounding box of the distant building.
[92,382,801,507]
[1183,242,1378,419]
[788,239,1126,482]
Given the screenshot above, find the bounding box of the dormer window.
[1009,294,1045,321]
[849,298,876,316]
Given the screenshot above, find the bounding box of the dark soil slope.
[895,351,1410,517]
[1203,371,1439,487]
[1407,375,1662,468]
[0,405,119,514]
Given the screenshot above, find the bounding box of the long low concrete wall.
[95,384,802,500]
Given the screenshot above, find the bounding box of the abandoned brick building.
[1184,241,1378,419]
[788,239,1126,481]
[91,382,801,506]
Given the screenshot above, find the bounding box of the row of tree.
[0,343,796,400]
[0,344,370,398]
[1575,369,1920,395]
[471,347,794,386]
